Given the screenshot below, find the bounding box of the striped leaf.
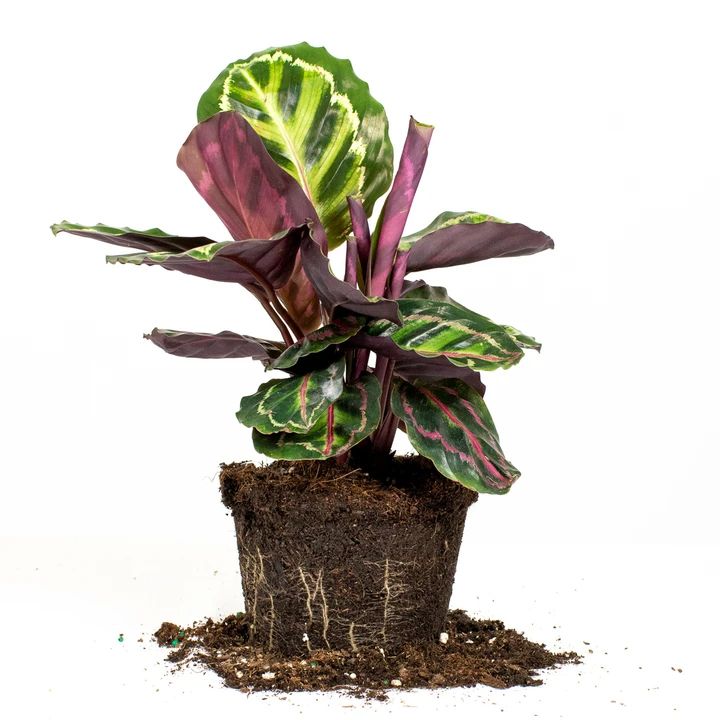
[399,211,554,272]
[252,372,381,460]
[237,359,345,435]
[145,328,283,362]
[51,222,212,253]
[106,224,305,291]
[391,379,520,494]
[198,42,393,249]
[366,298,539,371]
[271,318,363,370]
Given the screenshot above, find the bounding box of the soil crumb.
[154,610,579,697]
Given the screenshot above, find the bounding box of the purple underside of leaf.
[346,333,485,395]
[369,117,433,296]
[145,328,283,361]
[177,111,326,248]
[300,231,401,324]
[108,224,307,290]
[405,221,554,272]
[177,111,324,332]
[347,196,371,273]
[51,224,214,253]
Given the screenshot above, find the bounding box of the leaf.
[252,372,381,460]
[197,42,393,249]
[271,318,363,370]
[366,298,538,371]
[144,328,283,361]
[300,230,401,323]
[51,221,212,253]
[399,211,554,272]
[237,359,345,434]
[177,111,323,245]
[369,117,433,296]
[345,332,486,395]
[106,224,305,291]
[177,112,323,330]
[347,197,371,278]
[391,378,520,493]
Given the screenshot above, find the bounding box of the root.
[297,565,330,649]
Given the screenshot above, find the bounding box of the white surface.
[1,0,719,717]
[1,538,714,718]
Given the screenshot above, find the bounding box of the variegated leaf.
[399,211,554,272]
[51,222,212,253]
[366,298,539,371]
[197,42,393,249]
[391,379,519,494]
[252,372,381,460]
[271,318,362,370]
[345,332,486,395]
[106,224,305,291]
[145,328,283,361]
[237,359,345,434]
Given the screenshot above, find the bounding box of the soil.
[219,456,478,654]
[154,609,580,697]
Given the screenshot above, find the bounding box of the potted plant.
[53,42,553,657]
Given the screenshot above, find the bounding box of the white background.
[1,0,718,717]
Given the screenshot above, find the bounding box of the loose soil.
[154,609,579,697]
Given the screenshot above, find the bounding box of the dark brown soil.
[154,609,579,697]
[220,457,478,655]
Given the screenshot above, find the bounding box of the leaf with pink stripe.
[237,359,345,434]
[252,372,381,460]
[391,378,520,494]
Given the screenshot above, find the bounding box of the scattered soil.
[220,457,478,654]
[154,609,580,697]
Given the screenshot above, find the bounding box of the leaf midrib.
[237,66,315,206]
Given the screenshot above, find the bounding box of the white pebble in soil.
[439,632,449,644]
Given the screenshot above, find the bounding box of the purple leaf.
[405,221,554,272]
[51,222,212,253]
[369,117,433,296]
[177,111,326,247]
[145,328,283,361]
[106,224,307,291]
[347,197,371,278]
[177,111,324,331]
[344,237,359,288]
[300,230,401,324]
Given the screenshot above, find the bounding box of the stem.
[271,298,303,341]
[228,255,302,343]
[257,295,294,347]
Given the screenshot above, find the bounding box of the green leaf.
[198,42,393,249]
[252,373,381,459]
[271,318,363,370]
[237,359,345,434]
[391,379,520,494]
[366,298,539,371]
[398,211,505,251]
